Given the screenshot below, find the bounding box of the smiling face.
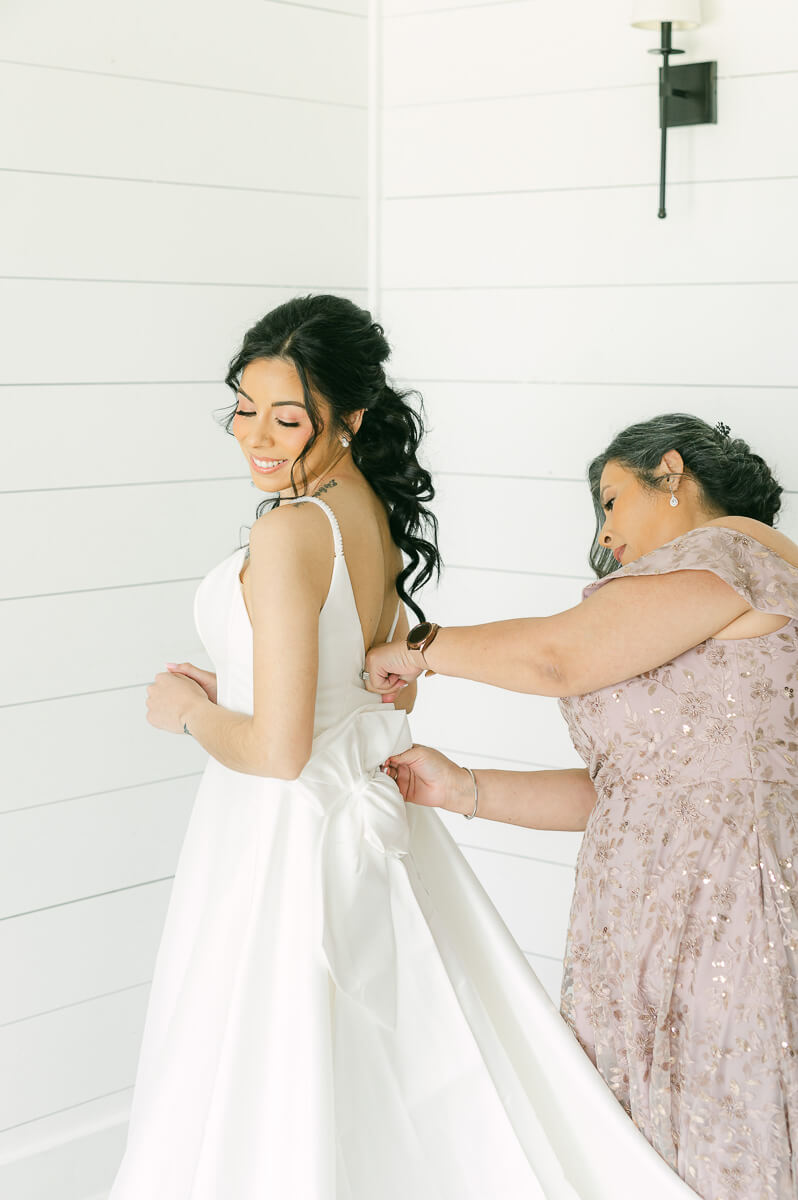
[231,356,344,496]
[597,451,706,566]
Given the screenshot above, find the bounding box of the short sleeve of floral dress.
[556,524,798,1200]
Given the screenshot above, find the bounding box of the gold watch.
[406,621,440,676]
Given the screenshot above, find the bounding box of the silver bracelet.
[462,766,478,820]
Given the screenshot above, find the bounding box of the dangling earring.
[669,481,679,507]
[340,436,350,447]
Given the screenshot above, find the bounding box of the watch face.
[407,621,433,648]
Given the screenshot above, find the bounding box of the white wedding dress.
[108,496,695,1200]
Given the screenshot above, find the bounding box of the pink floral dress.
[558,524,798,1199]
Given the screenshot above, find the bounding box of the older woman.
[368,414,798,1200]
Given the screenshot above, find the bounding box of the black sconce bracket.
[647,22,717,218]
[659,60,717,127]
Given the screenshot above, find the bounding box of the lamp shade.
[631,1,701,29]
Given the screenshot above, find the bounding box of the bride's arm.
[181,503,330,778]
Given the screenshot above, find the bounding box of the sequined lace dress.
[558,524,798,1199]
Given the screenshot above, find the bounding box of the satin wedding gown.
[108,496,695,1200]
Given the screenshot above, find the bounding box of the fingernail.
[166,663,178,669]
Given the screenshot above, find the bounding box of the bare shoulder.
[248,500,336,598]
[250,498,330,550]
[703,516,798,567]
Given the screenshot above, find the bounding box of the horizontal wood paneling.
[0,384,242,492]
[408,671,583,772]
[422,561,588,622]
[1,0,366,106]
[384,0,798,105]
[437,799,583,869]
[2,583,210,706]
[0,1093,130,1199]
[383,74,798,196]
[1,478,256,598]
[428,475,798,576]
[428,474,608,575]
[459,845,575,960]
[0,883,170,1025]
[3,690,207,813]
[0,780,194,918]
[0,173,365,285]
[1,62,365,196]
[411,382,798,492]
[381,286,798,387]
[383,179,798,287]
[0,280,366,385]
[0,1118,127,1200]
[0,985,148,1131]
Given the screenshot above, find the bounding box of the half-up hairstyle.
[219,293,441,623]
[587,412,783,578]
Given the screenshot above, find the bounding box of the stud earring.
[340,436,350,447]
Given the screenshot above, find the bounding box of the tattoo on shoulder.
[312,479,339,499]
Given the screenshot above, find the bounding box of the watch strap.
[409,621,439,676]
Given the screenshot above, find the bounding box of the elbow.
[538,644,575,698]
[251,736,313,781]
[254,756,308,781]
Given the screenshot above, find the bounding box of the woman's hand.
[166,662,218,705]
[381,744,474,814]
[146,669,210,734]
[364,640,424,697]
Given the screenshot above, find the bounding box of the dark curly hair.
[587,413,783,578]
[217,293,441,623]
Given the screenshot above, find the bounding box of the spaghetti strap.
[282,495,402,644]
[282,495,344,557]
[387,599,402,641]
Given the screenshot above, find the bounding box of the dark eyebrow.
[235,384,305,410]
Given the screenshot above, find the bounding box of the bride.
[109,294,692,1199]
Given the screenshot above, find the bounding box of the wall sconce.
[631,2,717,218]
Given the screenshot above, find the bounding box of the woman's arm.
[384,744,596,832]
[368,567,749,699]
[450,766,596,831]
[182,503,331,778]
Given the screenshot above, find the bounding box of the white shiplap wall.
[378,0,798,1008]
[2,1,797,1194]
[0,2,367,1197]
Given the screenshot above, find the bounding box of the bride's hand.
[166,662,218,705]
[363,639,424,697]
[381,744,474,815]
